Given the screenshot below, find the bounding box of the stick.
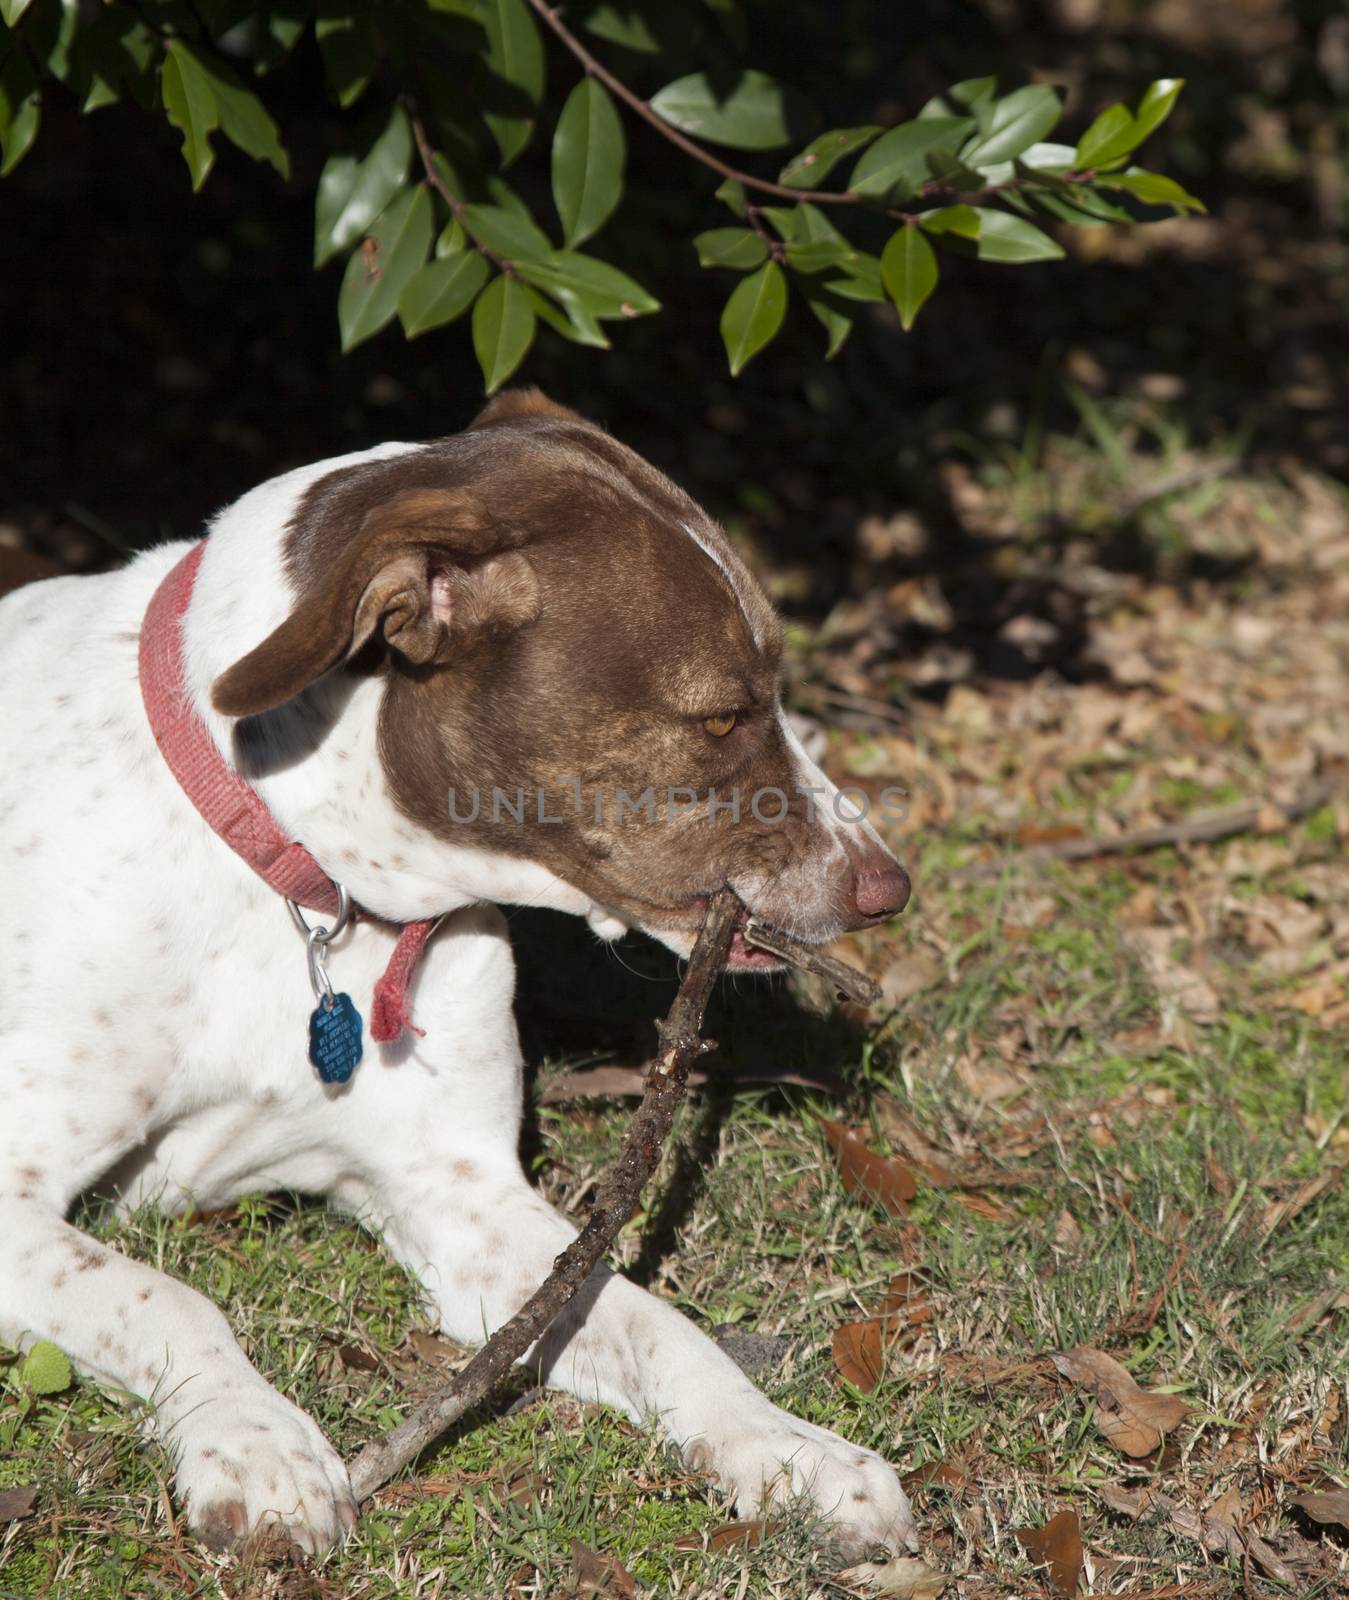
[346,889,741,1504]
[742,920,881,1006]
[950,777,1341,882]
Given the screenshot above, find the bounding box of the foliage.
[0,0,1202,389]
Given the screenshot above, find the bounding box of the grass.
[3,431,1347,1598]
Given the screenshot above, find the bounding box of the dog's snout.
[849,861,911,925]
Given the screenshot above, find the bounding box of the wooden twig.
[742,920,881,1006]
[347,889,741,1504]
[950,777,1342,882]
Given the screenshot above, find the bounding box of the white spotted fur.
[0,447,916,1558]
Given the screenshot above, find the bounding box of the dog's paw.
[169,1386,357,1555]
[684,1405,917,1561]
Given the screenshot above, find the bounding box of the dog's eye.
[702,712,737,737]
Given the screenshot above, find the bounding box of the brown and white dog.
[0,391,915,1557]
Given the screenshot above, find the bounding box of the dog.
[0,390,915,1558]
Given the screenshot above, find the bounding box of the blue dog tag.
[308,993,364,1084]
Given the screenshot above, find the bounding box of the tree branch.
[347,888,741,1504]
[524,0,1094,218]
[408,108,516,278]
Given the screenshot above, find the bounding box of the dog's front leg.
[0,1197,356,1552]
[374,1159,917,1558]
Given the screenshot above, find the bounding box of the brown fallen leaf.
[568,1538,636,1598]
[902,1459,967,1495]
[1245,1533,1299,1586]
[1051,1346,1191,1457]
[820,1120,917,1215]
[835,1554,948,1597]
[407,1329,463,1365]
[833,1319,885,1393]
[1259,1162,1346,1237]
[0,1486,37,1523]
[1014,1509,1083,1598]
[1096,1482,1155,1521]
[1291,1489,1349,1533]
[674,1518,782,1551]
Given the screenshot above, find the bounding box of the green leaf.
[850,117,974,201]
[925,147,984,191]
[1132,78,1183,144]
[523,284,610,347]
[976,209,1064,263]
[1098,168,1205,213]
[71,10,157,113]
[881,225,938,332]
[161,41,289,191]
[715,176,748,217]
[0,49,40,176]
[792,202,845,244]
[785,238,859,274]
[693,227,767,270]
[314,108,412,268]
[1074,102,1135,170]
[551,78,625,248]
[515,250,659,318]
[316,0,375,109]
[161,43,218,191]
[961,84,1061,169]
[17,1341,71,1396]
[479,0,545,167]
[719,260,786,375]
[399,249,490,336]
[338,185,434,350]
[823,252,884,302]
[802,282,854,358]
[582,3,660,53]
[472,273,536,392]
[650,70,814,151]
[920,203,980,238]
[0,0,36,24]
[779,125,880,189]
[461,202,551,262]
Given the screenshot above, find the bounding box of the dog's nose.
[849,862,911,924]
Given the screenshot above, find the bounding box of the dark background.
[3,0,1345,642]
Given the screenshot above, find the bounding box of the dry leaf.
[568,1539,636,1598]
[674,1518,783,1551]
[1126,927,1220,1023]
[1052,1346,1191,1457]
[955,1192,1016,1223]
[879,951,944,1007]
[835,1554,948,1597]
[833,1319,885,1392]
[1245,1533,1299,1586]
[1260,1163,1346,1237]
[1291,1489,1349,1532]
[0,1486,37,1523]
[1053,1209,1082,1250]
[902,1460,967,1495]
[820,1120,917,1215]
[1014,1509,1084,1598]
[1096,1482,1155,1520]
[407,1329,463,1364]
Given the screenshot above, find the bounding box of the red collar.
[139,542,431,1044]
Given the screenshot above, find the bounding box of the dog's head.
[212,391,909,964]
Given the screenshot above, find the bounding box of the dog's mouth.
[630,895,785,971]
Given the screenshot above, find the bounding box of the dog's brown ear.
[211,488,539,719]
[471,387,580,428]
